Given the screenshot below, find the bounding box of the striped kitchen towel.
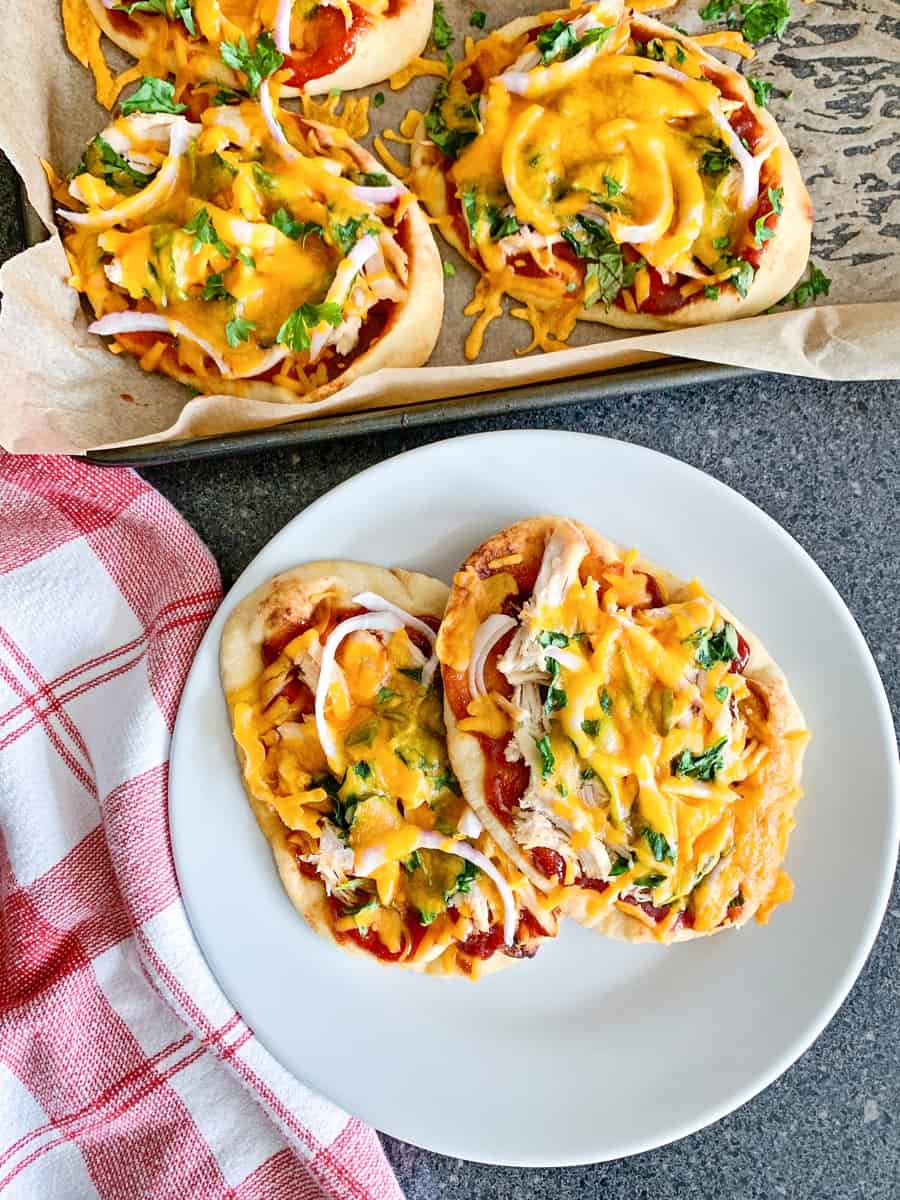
[0,455,402,1200]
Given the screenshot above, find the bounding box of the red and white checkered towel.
[0,456,403,1200]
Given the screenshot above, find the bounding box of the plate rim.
[168,428,900,1166]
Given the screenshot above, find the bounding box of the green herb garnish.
[470,9,486,27]
[536,735,555,778]
[183,207,230,257]
[120,76,186,116]
[771,262,832,310]
[201,272,232,302]
[275,301,342,353]
[644,827,672,863]
[225,316,255,347]
[714,685,730,703]
[220,32,283,97]
[431,1,454,49]
[672,737,728,781]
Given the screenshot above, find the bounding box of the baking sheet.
[0,0,898,454]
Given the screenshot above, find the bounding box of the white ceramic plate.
[169,431,899,1166]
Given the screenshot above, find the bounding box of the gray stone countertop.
[2,153,898,1199]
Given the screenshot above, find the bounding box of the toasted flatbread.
[77,0,433,98]
[56,102,443,407]
[410,0,812,352]
[221,560,558,976]
[437,517,808,944]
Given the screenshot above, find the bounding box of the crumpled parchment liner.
[0,0,897,452]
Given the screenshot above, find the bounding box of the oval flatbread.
[437,517,808,944]
[221,560,559,976]
[410,0,812,354]
[55,100,443,407]
[77,0,433,98]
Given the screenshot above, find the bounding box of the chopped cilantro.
[276,302,342,353]
[557,782,568,798]
[771,262,832,309]
[433,769,462,796]
[252,163,277,191]
[424,79,477,160]
[536,735,555,779]
[644,827,672,863]
[220,32,283,97]
[373,91,385,107]
[536,19,613,65]
[581,766,596,780]
[714,685,730,703]
[452,861,479,897]
[211,85,243,106]
[604,175,622,197]
[545,684,567,713]
[672,737,728,781]
[537,630,571,648]
[225,316,255,347]
[399,666,424,681]
[182,208,230,257]
[704,285,720,300]
[332,215,365,255]
[345,721,375,747]
[634,873,665,889]
[489,209,520,241]
[688,622,739,669]
[201,272,232,302]
[237,249,256,268]
[699,0,791,44]
[120,76,186,116]
[442,260,456,278]
[713,235,731,250]
[581,719,601,737]
[88,135,150,191]
[599,689,612,714]
[723,256,755,298]
[376,687,401,704]
[404,850,422,872]
[747,76,773,107]
[609,855,630,877]
[353,761,372,779]
[470,9,486,27]
[115,0,195,36]
[360,171,391,186]
[431,1,454,49]
[561,214,638,307]
[754,186,784,245]
[417,909,439,926]
[699,144,736,176]
[640,37,666,61]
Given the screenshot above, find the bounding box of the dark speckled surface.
[2,149,899,1197]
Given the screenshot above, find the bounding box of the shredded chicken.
[312,820,354,894]
[293,632,323,691]
[452,881,491,933]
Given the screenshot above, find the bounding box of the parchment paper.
[1,0,898,452]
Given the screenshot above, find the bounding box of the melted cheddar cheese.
[57,92,410,398]
[413,0,778,356]
[227,593,553,970]
[443,521,807,940]
[66,0,391,105]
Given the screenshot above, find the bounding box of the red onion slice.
[352,589,439,685]
[468,614,517,698]
[273,0,293,54]
[350,184,404,205]
[59,119,197,230]
[259,78,299,160]
[87,312,230,375]
[316,611,405,764]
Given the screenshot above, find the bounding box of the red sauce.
[107,8,145,37]
[262,620,314,665]
[619,894,695,931]
[292,849,320,881]
[456,923,505,960]
[274,675,315,711]
[482,735,531,820]
[732,631,751,673]
[530,847,566,883]
[576,875,610,894]
[285,5,368,89]
[327,895,405,962]
[407,614,441,656]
